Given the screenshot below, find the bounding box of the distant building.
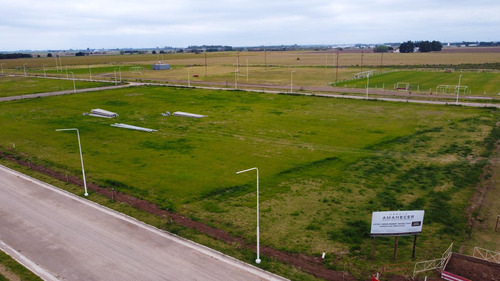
[152,63,171,70]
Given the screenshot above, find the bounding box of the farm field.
[0,76,112,97]
[2,49,499,101]
[0,84,499,279]
[2,49,500,69]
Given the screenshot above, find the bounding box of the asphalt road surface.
[0,165,288,281]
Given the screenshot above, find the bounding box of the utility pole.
[264,50,267,70]
[237,51,240,73]
[205,52,208,76]
[360,50,364,73]
[336,52,339,82]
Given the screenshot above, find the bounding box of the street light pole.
[118,66,122,83]
[1,63,4,75]
[456,74,462,105]
[55,128,88,196]
[366,74,370,100]
[236,167,261,264]
[114,69,117,85]
[70,71,76,93]
[89,66,92,81]
[290,70,296,93]
[43,65,47,78]
[23,63,27,77]
[234,69,238,89]
[188,67,192,87]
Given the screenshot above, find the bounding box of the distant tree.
[431,41,443,51]
[75,52,86,56]
[152,50,157,54]
[399,41,415,53]
[373,45,389,53]
[159,50,165,54]
[418,41,432,52]
[47,53,53,57]
[0,53,32,59]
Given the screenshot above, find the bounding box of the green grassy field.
[1,84,499,279]
[335,70,500,96]
[0,76,112,97]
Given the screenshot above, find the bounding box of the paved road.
[0,165,288,281]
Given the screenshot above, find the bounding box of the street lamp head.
[236,167,258,174]
[255,258,261,264]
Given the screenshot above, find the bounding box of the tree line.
[399,40,442,53]
[0,53,32,59]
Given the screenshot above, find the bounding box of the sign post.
[371,210,425,260]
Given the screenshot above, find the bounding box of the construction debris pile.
[85,109,119,118]
[82,108,205,133]
[171,111,206,118]
[111,123,158,132]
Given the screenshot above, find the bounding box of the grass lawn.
[0,251,42,281]
[0,76,112,97]
[0,85,499,278]
[334,70,500,96]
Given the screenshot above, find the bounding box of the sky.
[1,0,499,51]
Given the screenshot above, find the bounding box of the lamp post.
[188,67,192,87]
[118,66,122,83]
[89,66,92,81]
[43,64,47,78]
[65,67,69,79]
[69,71,76,93]
[366,74,370,100]
[290,70,296,93]
[1,63,4,75]
[55,128,88,196]
[455,74,462,105]
[114,69,117,85]
[236,167,261,264]
[23,63,28,77]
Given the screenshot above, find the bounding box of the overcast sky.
[1,0,499,51]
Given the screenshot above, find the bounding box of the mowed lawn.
[338,70,500,95]
[0,86,498,277]
[0,76,112,97]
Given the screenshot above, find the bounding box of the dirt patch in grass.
[0,265,20,281]
[465,123,500,237]
[444,253,500,281]
[0,149,355,281]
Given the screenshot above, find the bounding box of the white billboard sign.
[371,210,425,236]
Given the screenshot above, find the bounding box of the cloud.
[0,0,499,50]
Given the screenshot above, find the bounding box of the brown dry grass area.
[2,48,500,69]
